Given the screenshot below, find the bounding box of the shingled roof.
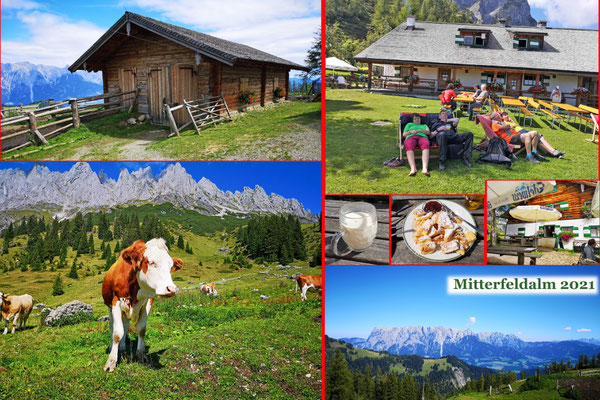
[69,12,308,72]
[355,21,598,75]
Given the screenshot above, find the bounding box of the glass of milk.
[332,202,378,256]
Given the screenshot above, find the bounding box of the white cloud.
[528,0,598,28]
[466,317,476,326]
[121,0,320,65]
[564,326,572,331]
[576,328,592,332]
[1,11,105,67]
[516,331,523,335]
[1,0,41,10]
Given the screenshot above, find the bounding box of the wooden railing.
[1,89,138,153]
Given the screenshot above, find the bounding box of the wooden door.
[118,68,136,108]
[506,73,522,98]
[437,68,450,90]
[148,66,170,124]
[171,64,198,125]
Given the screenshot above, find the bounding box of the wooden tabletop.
[390,196,484,265]
[551,102,585,113]
[487,246,536,254]
[325,199,390,265]
[578,104,598,114]
[502,98,525,108]
[455,96,474,103]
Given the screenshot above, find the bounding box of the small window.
[524,74,536,86]
[562,227,573,233]
[464,36,473,46]
[552,185,559,193]
[591,227,600,237]
[440,69,450,81]
[518,39,527,49]
[474,37,484,46]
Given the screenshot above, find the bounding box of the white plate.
[403,200,477,262]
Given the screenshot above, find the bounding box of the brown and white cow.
[295,274,322,301]
[201,282,217,296]
[101,238,183,372]
[0,292,34,334]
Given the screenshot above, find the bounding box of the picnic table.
[390,196,484,264]
[579,104,598,114]
[501,98,525,111]
[497,234,539,248]
[454,95,474,103]
[487,246,541,265]
[325,198,389,265]
[551,102,586,113]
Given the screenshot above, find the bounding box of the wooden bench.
[487,246,542,265]
[526,99,542,116]
[540,109,564,128]
[520,107,534,126]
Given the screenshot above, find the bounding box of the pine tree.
[88,234,95,255]
[177,235,185,249]
[185,242,193,254]
[67,259,79,279]
[101,243,111,260]
[52,274,64,296]
[326,350,355,400]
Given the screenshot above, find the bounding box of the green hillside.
[0,208,322,399]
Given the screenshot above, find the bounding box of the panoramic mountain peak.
[0,164,317,229]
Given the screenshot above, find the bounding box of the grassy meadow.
[326,89,599,194]
[0,212,322,399]
[3,100,321,161]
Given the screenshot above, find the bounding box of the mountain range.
[0,163,316,230]
[339,326,600,370]
[1,62,102,106]
[454,0,536,26]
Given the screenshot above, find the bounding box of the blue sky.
[528,0,598,29]
[326,266,600,342]
[1,0,320,67]
[0,162,322,213]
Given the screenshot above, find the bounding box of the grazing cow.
[0,292,34,334]
[101,238,183,372]
[201,282,217,296]
[295,274,322,301]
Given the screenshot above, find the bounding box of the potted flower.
[445,79,462,89]
[581,205,593,218]
[273,87,285,103]
[559,231,576,250]
[404,74,420,92]
[487,81,504,94]
[528,84,547,99]
[238,90,257,110]
[571,87,589,97]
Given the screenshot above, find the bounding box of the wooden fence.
[1,89,138,153]
[163,94,232,137]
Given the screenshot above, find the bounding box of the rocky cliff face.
[455,0,537,26]
[0,163,316,229]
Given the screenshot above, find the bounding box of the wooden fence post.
[28,112,48,145]
[508,384,513,393]
[489,385,492,396]
[70,100,80,129]
[164,103,180,137]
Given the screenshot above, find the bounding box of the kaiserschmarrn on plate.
[411,207,476,256]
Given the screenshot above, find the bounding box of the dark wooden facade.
[507,181,595,223]
[70,13,302,125]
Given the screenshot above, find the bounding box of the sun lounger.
[475,114,523,155]
[589,113,599,143]
[397,112,448,161]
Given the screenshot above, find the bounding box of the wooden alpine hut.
[68,12,309,125]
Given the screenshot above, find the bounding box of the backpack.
[478,136,512,168]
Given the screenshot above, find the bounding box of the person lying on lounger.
[429,110,473,170]
[499,112,565,159]
[402,113,431,177]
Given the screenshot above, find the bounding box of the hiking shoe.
[388,159,404,167]
[383,157,398,166]
[463,158,473,168]
[533,152,549,162]
[526,155,540,164]
[552,150,565,158]
[439,160,446,171]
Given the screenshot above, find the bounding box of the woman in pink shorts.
[403,114,431,176]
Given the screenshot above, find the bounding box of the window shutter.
[584,227,591,238]
[455,34,464,44]
[529,39,540,49]
[513,39,520,48]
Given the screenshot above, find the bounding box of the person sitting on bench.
[490,111,548,164]
[499,112,565,158]
[467,85,481,99]
[469,84,488,113]
[402,113,431,177]
[441,83,457,111]
[582,239,599,263]
[430,110,473,170]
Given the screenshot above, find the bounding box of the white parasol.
[592,181,599,218]
[325,57,358,72]
[487,181,557,209]
[509,205,562,222]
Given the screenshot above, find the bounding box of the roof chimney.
[537,20,547,28]
[498,18,508,27]
[406,16,415,30]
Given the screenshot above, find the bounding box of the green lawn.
[326,90,599,194]
[4,101,320,161]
